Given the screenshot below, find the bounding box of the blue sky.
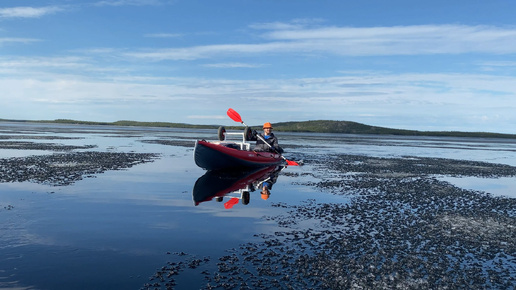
[1,0,516,133]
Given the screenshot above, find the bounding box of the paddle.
[224,197,240,209]
[226,108,299,166]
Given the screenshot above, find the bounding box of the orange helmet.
[263,122,273,129]
[261,186,270,200]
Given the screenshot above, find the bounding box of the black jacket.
[251,132,283,153]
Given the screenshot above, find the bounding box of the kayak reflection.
[192,165,284,208]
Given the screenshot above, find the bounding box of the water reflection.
[192,166,284,208]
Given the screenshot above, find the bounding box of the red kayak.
[194,140,283,170]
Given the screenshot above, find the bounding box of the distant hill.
[271,120,516,139]
[272,120,405,134]
[1,118,515,139]
[0,119,218,130]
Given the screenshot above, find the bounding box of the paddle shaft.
[226,108,299,166]
[255,133,281,154]
[256,131,298,165]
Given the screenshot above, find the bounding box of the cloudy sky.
[1,0,516,133]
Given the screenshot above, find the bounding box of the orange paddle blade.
[286,159,299,166]
[224,197,240,209]
[227,108,243,123]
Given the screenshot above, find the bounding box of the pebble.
[146,153,516,289]
[3,133,515,289]
[0,149,159,186]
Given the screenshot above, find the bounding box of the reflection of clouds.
[0,150,50,159]
[150,221,180,230]
[195,204,277,219]
[106,194,278,220]
[0,211,57,250]
[438,176,516,198]
[0,222,56,250]
[1,181,54,192]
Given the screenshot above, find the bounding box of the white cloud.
[0,38,40,45]
[1,69,515,132]
[202,62,264,68]
[249,21,307,31]
[124,24,516,61]
[93,0,166,7]
[0,6,64,19]
[260,24,516,55]
[187,115,226,120]
[2,18,516,132]
[125,42,295,60]
[249,18,325,30]
[144,33,182,38]
[477,61,516,72]
[3,70,515,107]
[0,56,85,68]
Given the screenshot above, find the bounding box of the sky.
[1,0,516,133]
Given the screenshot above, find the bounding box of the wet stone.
[0,151,160,186]
[140,139,195,148]
[0,141,96,151]
[149,153,516,289]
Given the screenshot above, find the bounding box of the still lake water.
[1,122,515,289]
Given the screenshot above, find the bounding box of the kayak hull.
[194,140,283,170]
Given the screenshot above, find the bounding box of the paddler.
[250,122,284,153]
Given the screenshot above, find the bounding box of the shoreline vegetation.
[1,118,515,139]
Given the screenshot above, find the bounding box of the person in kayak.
[250,122,284,153]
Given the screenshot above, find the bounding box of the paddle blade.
[286,159,300,166]
[227,108,242,123]
[224,197,240,209]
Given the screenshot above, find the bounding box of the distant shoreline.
[1,118,515,139]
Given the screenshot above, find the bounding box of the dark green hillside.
[111,120,217,129]
[270,120,516,139]
[40,119,219,129]
[1,118,515,139]
[271,120,415,135]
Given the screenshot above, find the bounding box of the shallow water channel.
[1,123,515,289]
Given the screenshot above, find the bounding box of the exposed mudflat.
[0,140,159,186]
[1,128,515,289]
[0,141,97,151]
[144,153,516,289]
[141,139,196,148]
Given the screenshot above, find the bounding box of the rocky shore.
[0,140,159,186]
[1,130,515,289]
[145,153,516,289]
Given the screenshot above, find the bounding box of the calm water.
[1,123,515,289]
